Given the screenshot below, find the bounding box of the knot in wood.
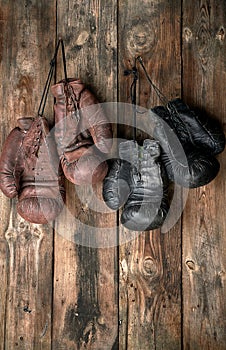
[183,27,193,42]
[126,21,156,55]
[99,273,107,285]
[142,257,158,276]
[185,259,196,271]
[75,31,89,46]
[98,316,105,325]
[216,26,225,42]
[5,228,18,242]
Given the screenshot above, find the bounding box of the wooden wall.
[0,0,225,349]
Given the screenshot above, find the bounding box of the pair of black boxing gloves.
[103,98,225,231]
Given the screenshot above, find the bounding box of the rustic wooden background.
[0,0,225,349]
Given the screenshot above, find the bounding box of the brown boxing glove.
[0,116,65,224]
[51,78,113,185]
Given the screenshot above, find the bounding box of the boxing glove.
[167,99,225,155]
[151,104,220,188]
[121,139,169,231]
[51,79,113,185]
[103,140,139,210]
[0,117,65,224]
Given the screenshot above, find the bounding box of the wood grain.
[4,213,53,349]
[0,6,9,346]
[182,1,226,349]
[53,1,118,348]
[0,0,55,348]
[0,0,225,349]
[118,0,182,349]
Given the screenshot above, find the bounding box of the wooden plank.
[0,5,10,344]
[5,212,53,349]
[53,1,118,348]
[0,204,8,350]
[0,0,56,348]
[182,1,226,349]
[118,0,182,349]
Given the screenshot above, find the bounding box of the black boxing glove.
[103,140,139,210]
[121,139,169,231]
[168,99,225,155]
[151,104,220,188]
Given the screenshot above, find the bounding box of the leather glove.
[103,140,169,231]
[51,78,113,185]
[167,99,225,155]
[102,140,139,210]
[120,139,169,231]
[151,103,220,188]
[0,117,65,224]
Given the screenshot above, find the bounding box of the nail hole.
[23,306,32,313]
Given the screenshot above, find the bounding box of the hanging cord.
[61,39,68,82]
[124,55,170,137]
[37,40,60,116]
[131,61,138,142]
[60,39,81,120]
[135,55,192,146]
[136,56,169,106]
[20,39,68,174]
[136,56,182,119]
[124,60,138,142]
[37,39,68,117]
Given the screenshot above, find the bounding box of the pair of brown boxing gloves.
[0,79,112,224]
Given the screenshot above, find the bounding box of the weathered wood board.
[118,1,182,349]
[0,0,55,349]
[52,1,118,349]
[182,1,226,349]
[0,0,225,349]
